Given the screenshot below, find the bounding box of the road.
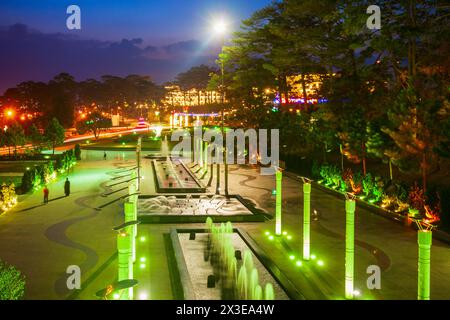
[0,125,169,156]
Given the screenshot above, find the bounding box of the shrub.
[372,182,384,203]
[0,259,26,300]
[74,144,81,160]
[330,167,341,189]
[21,170,33,193]
[339,175,347,192]
[352,171,363,194]
[362,173,374,197]
[319,165,331,184]
[395,182,409,202]
[311,161,321,180]
[409,183,425,212]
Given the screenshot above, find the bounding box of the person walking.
[43,186,49,204]
[64,178,71,197]
[104,151,107,160]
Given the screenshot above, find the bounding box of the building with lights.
[271,74,330,106]
[163,85,224,108]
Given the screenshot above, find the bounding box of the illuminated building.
[272,74,331,105]
[163,85,225,107]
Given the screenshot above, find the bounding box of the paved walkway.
[1,151,449,300]
[0,150,133,299]
[224,165,450,300]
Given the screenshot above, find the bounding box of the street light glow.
[213,19,227,35]
[5,109,15,118]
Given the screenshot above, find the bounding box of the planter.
[408,208,420,218]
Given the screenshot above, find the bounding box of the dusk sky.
[0,0,271,93]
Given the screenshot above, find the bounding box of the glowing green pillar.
[136,139,141,191]
[345,199,355,299]
[418,230,432,300]
[124,202,136,263]
[203,142,208,173]
[275,169,282,236]
[199,137,203,168]
[303,182,311,260]
[201,142,208,177]
[128,183,137,204]
[131,170,138,190]
[117,232,133,300]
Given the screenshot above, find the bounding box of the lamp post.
[117,231,132,300]
[345,193,356,299]
[415,221,433,300]
[301,177,312,260]
[275,168,283,236]
[213,18,229,196]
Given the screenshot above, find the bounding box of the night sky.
[0,0,271,93]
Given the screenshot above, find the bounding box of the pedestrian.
[313,209,319,221]
[104,151,107,160]
[64,178,71,197]
[43,186,49,204]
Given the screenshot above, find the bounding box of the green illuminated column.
[131,170,138,190]
[136,138,141,191]
[129,183,137,205]
[117,232,133,300]
[303,182,311,260]
[199,138,203,168]
[345,199,356,299]
[203,142,208,174]
[418,230,432,300]
[124,202,136,263]
[275,169,282,236]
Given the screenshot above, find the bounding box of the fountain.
[264,283,275,300]
[249,268,259,300]
[203,219,276,300]
[253,285,263,300]
[139,195,254,217]
[237,266,248,300]
[161,135,169,161]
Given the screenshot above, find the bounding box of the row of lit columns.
[273,169,432,300]
[192,127,227,190]
[170,114,205,128]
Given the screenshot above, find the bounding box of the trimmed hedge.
[21,148,77,193]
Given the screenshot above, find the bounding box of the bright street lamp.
[213,19,227,35]
[5,109,15,119]
[211,16,229,196]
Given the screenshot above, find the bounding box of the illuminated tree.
[76,111,112,139]
[4,122,26,157]
[45,118,65,155]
